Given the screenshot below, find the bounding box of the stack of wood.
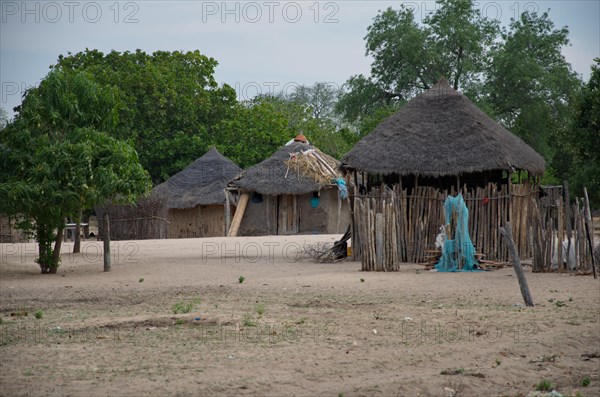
[421,250,508,271]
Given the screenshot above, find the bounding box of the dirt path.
[1,236,599,396]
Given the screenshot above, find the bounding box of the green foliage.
[0,107,8,130]
[171,301,194,314]
[215,98,291,168]
[54,49,237,183]
[536,379,554,391]
[242,312,257,327]
[581,375,591,387]
[0,69,150,273]
[34,309,43,319]
[486,10,581,161]
[338,0,498,123]
[556,59,600,208]
[238,275,245,284]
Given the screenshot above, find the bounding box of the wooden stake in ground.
[103,212,111,272]
[564,181,573,270]
[499,222,534,307]
[227,193,249,237]
[583,188,597,279]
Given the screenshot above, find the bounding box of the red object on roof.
[294,134,308,143]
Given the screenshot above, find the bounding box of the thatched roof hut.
[229,142,350,236]
[152,147,242,238]
[153,147,242,208]
[342,79,546,178]
[232,142,341,195]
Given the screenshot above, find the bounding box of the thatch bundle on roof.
[232,142,343,196]
[230,142,350,236]
[342,79,546,177]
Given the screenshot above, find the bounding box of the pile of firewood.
[421,249,509,270]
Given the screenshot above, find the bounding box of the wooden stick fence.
[352,182,595,272]
[96,196,168,241]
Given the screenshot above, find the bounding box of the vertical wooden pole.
[563,181,573,270]
[375,213,384,271]
[224,189,231,235]
[74,209,82,254]
[103,212,111,272]
[500,222,534,306]
[556,198,564,269]
[583,188,597,278]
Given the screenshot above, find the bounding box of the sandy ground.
[1,235,599,397]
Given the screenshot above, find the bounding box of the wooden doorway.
[277,195,299,235]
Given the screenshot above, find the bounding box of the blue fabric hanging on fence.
[335,178,348,199]
[435,193,479,272]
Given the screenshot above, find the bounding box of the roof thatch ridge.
[152,146,242,209]
[342,79,546,177]
[232,142,342,196]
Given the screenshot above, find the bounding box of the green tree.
[486,11,581,161]
[337,0,499,123]
[215,98,292,168]
[247,93,357,159]
[0,70,150,273]
[0,107,8,130]
[558,59,600,207]
[289,82,342,121]
[54,49,237,183]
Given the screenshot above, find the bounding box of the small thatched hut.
[152,147,242,238]
[343,79,547,265]
[230,142,350,236]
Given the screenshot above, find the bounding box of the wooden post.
[74,209,82,254]
[227,193,249,237]
[224,189,231,235]
[103,212,111,272]
[556,198,563,269]
[583,188,597,279]
[563,181,573,270]
[499,222,534,307]
[530,198,543,272]
[375,213,384,271]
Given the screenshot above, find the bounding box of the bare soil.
[1,235,599,397]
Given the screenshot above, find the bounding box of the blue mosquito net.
[435,193,479,272]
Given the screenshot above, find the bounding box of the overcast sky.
[1,1,599,119]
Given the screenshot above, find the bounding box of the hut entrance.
[277,195,299,235]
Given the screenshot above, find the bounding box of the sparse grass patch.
[172,301,193,314]
[581,375,591,387]
[34,309,43,319]
[255,303,265,316]
[536,379,554,391]
[242,313,256,327]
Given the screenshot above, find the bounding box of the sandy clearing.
[1,235,599,397]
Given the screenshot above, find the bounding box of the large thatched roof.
[232,142,341,196]
[342,79,546,177]
[153,147,241,209]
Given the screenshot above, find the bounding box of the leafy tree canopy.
[0,69,150,273]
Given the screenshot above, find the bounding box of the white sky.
[1,1,599,119]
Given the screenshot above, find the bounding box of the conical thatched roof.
[232,142,341,196]
[342,79,546,177]
[153,147,242,209]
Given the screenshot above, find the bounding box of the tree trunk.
[51,224,63,273]
[103,212,111,272]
